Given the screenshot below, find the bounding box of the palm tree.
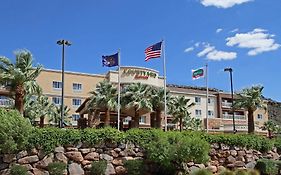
[262,120,278,138]
[0,50,42,114]
[150,87,170,128]
[234,85,266,133]
[87,81,117,127]
[49,105,70,127]
[122,83,153,128]
[24,94,54,127]
[169,95,194,132]
[183,117,203,131]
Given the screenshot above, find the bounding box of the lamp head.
[56,40,71,46]
[224,67,233,72]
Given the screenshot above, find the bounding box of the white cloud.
[216,28,223,33]
[197,44,237,61]
[200,0,253,8]
[230,28,239,33]
[226,28,280,56]
[184,47,194,53]
[195,42,200,47]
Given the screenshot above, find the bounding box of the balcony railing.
[222,102,232,108]
[0,99,14,107]
[223,114,246,120]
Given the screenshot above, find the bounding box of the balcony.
[222,102,232,108]
[223,114,246,120]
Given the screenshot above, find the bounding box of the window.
[123,116,131,124]
[208,98,214,104]
[52,97,61,105]
[208,110,214,117]
[139,116,146,124]
[53,81,62,89]
[195,109,202,116]
[72,114,80,121]
[72,98,82,107]
[73,83,82,91]
[257,114,263,120]
[195,97,201,104]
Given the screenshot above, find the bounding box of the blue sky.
[0,0,281,101]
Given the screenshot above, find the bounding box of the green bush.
[10,165,28,175]
[235,169,249,175]
[90,160,107,175]
[191,169,212,175]
[219,169,235,175]
[48,162,67,175]
[255,159,279,175]
[124,160,144,175]
[0,109,32,153]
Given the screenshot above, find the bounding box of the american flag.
[145,41,162,61]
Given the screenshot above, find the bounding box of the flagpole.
[117,49,121,131]
[162,40,167,131]
[205,63,209,133]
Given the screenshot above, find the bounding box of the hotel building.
[0,66,268,133]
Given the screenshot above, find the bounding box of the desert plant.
[219,169,235,175]
[191,169,212,175]
[10,165,28,175]
[235,169,249,175]
[0,108,32,153]
[90,160,107,175]
[48,162,67,175]
[255,159,279,175]
[124,159,144,175]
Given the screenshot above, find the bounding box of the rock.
[38,150,46,160]
[230,150,237,157]
[110,150,119,158]
[65,151,83,162]
[106,142,118,148]
[17,151,28,159]
[3,154,16,163]
[227,156,236,164]
[55,152,68,164]
[209,148,217,156]
[119,151,126,157]
[195,163,205,169]
[68,162,84,175]
[218,158,226,164]
[136,152,144,157]
[66,147,78,152]
[189,166,200,173]
[0,169,10,175]
[122,157,134,161]
[82,160,92,166]
[126,149,137,157]
[221,144,230,150]
[105,163,116,175]
[85,152,99,161]
[236,156,245,162]
[207,165,217,173]
[27,171,34,175]
[0,163,8,170]
[35,154,54,169]
[226,164,235,169]
[29,148,38,155]
[115,166,126,175]
[245,157,254,163]
[54,146,65,153]
[118,143,126,150]
[237,151,246,157]
[33,168,49,175]
[245,161,256,169]
[96,149,104,154]
[234,161,245,167]
[90,148,96,152]
[18,155,39,164]
[112,158,123,166]
[271,152,280,160]
[79,148,91,155]
[100,154,113,162]
[84,164,92,171]
[217,166,226,173]
[212,143,220,149]
[246,149,253,154]
[114,148,122,153]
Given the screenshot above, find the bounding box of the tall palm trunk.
[248,109,255,133]
[133,109,140,128]
[104,109,111,126]
[150,112,156,128]
[155,110,162,128]
[88,112,94,128]
[39,116,44,128]
[15,84,25,114]
[180,117,183,132]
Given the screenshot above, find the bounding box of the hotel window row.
[194,97,214,105]
[52,97,82,107]
[52,81,82,92]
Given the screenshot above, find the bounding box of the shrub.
[48,162,67,175]
[0,109,32,153]
[255,159,279,175]
[247,169,260,175]
[10,165,28,175]
[219,169,235,175]
[124,160,144,175]
[235,169,249,175]
[191,169,212,175]
[90,160,107,175]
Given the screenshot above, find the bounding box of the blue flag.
[102,53,119,67]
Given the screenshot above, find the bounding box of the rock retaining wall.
[0,143,280,175]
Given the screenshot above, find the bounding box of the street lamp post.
[57,39,71,128]
[224,67,236,134]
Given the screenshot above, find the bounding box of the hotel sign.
[122,68,157,79]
